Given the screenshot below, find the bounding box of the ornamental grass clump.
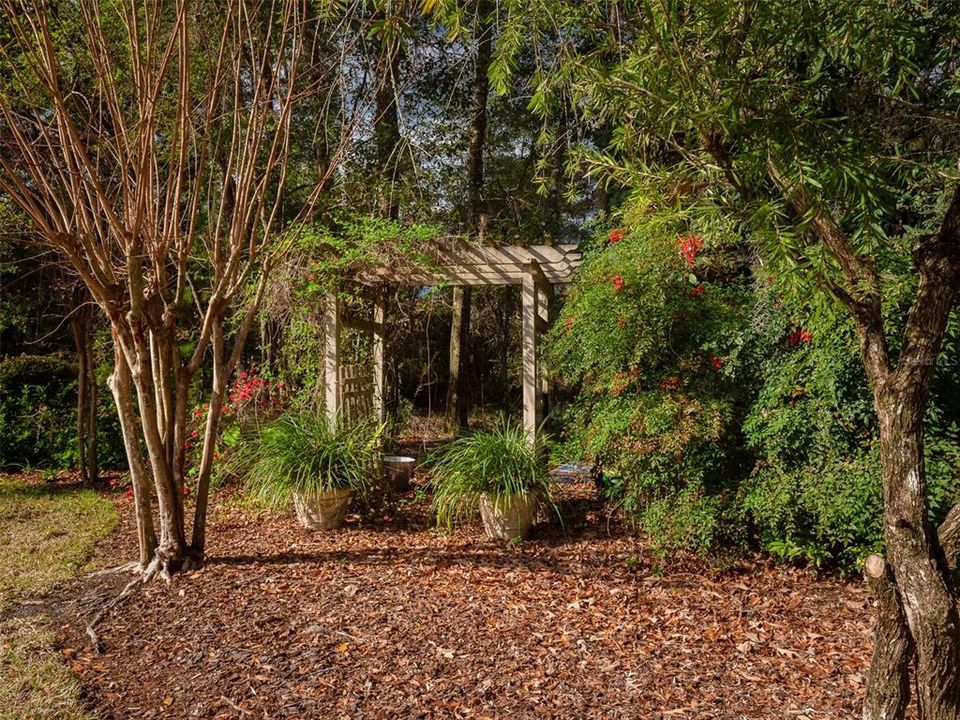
[242,412,382,507]
[428,419,553,533]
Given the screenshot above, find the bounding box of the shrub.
[545,207,756,556]
[741,292,960,572]
[0,355,78,469]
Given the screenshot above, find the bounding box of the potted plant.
[429,420,554,541]
[244,411,381,530]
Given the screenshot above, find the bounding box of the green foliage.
[741,293,960,572]
[428,419,553,530]
[240,411,383,507]
[298,216,442,293]
[0,354,126,472]
[0,356,78,470]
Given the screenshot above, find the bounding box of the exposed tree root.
[85,549,204,652]
[86,561,141,578]
[85,576,144,654]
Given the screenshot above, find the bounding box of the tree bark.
[447,0,494,432]
[859,184,960,719]
[874,387,960,719]
[85,331,98,485]
[446,286,471,430]
[863,496,960,720]
[374,17,402,220]
[863,555,914,720]
[70,309,90,483]
[107,337,157,569]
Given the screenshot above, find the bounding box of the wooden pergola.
[323,242,583,443]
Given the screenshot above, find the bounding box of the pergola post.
[521,271,541,444]
[372,290,387,425]
[324,292,340,424]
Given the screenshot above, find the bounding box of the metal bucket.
[383,455,416,492]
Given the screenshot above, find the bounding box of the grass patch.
[0,474,117,612]
[0,473,118,720]
[0,617,93,720]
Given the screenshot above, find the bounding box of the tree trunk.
[863,494,960,720]
[446,286,471,430]
[374,12,402,220]
[447,0,494,432]
[125,331,189,575]
[85,332,98,485]
[107,338,157,569]
[863,555,914,720]
[190,319,227,557]
[71,311,90,483]
[875,387,960,719]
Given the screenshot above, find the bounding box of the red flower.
[707,353,722,370]
[609,228,627,245]
[124,487,133,499]
[788,327,813,346]
[564,315,575,333]
[690,284,705,298]
[611,275,625,292]
[679,234,704,267]
[183,486,191,496]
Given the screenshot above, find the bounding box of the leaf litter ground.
[53,481,880,719]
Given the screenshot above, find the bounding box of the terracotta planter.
[478,492,540,541]
[293,487,352,530]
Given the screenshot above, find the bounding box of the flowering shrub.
[185,366,288,482]
[546,208,755,557]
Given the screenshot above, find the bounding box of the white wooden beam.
[368,268,577,287]
[372,291,387,425]
[435,243,580,266]
[324,293,340,424]
[521,273,541,445]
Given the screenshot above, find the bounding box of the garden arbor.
[323,242,583,443]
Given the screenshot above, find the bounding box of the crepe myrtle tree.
[0,0,359,578]
[494,1,960,717]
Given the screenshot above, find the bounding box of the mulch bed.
[53,482,879,719]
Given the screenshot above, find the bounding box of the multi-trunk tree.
[502,1,960,716]
[0,0,359,577]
